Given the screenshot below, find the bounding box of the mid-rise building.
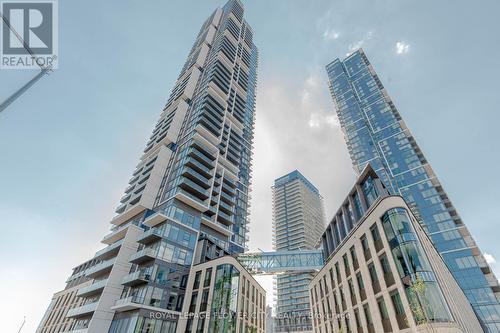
[310,166,483,333]
[326,49,500,331]
[36,260,96,333]
[38,1,260,332]
[272,171,326,332]
[177,255,266,333]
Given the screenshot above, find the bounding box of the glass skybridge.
[237,250,324,275]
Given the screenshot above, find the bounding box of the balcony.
[111,203,147,226]
[102,224,130,245]
[218,199,234,214]
[220,191,235,206]
[217,210,234,225]
[66,301,98,318]
[94,240,123,260]
[179,177,210,200]
[112,295,146,312]
[181,166,211,188]
[187,147,215,167]
[122,270,153,286]
[67,329,88,333]
[85,258,115,278]
[185,156,212,177]
[142,212,167,228]
[175,189,209,212]
[200,216,232,237]
[137,228,163,244]
[130,247,157,264]
[77,279,107,298]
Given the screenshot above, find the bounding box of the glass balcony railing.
[137,228,163,244]
[66,301,98,318]
[181,166,211,187]
[218,209,233,222]
[220,191,235,205]
[179,177,210,197]
[176,189,208,208]
[179,177,209,201]
[185,156,212,176]
[218,200,234,214]
[94,240,123,260]
[122,270,153,286]
[114,295,146,308]
[85,258,115,278]
[76,279,107,297]
[129,247,157,264]
[188,147,214,167]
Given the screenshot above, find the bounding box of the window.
[354,308,361,328]
[378,297,392,332]
[363,304,373,325]
[391,292,405,315]
[361,234,371,260]
[186,318,193,333]
[356,272,365,291]
[380,253,395,286]
[329,268,335,288]
[368,263,380,293]
[361,175,378,207]
[370,225,383,251]
[189,292,198,313]
[368,264,378,283]
[335,262,341,283]
[193,271,201,290]
[378,297,389,319]
[380,254,391,274]
[343,254,351,276]
[200,289,209,312]
[196,318,205,333]
[204,268,212,288]
[352,191,363,218]
[350,246,359,270]
[348,279,356,304]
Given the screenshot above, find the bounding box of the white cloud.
[308,113,339,129]
[348,40,364,53]
[396,41,410,54]
[346,30,374,56]
[323,29,340,40]
[484,253,497,264]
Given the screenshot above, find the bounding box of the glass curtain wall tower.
[38,1,258,332]
[272,171,326,332]
[326,49,500,332]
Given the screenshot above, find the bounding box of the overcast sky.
[1,0,500,331]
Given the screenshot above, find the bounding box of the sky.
[1,0,500,331]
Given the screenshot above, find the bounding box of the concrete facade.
[177,255,266,333]
[37,0,258,332]
[309,167,483,333]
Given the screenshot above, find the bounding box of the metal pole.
[0,11,52,113]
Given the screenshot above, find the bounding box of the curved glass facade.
[381,208,452,324]
[208,264,240,332]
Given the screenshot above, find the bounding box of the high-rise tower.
[326,49,500,332]
[272,171,326,332]
[38,1,259,332]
